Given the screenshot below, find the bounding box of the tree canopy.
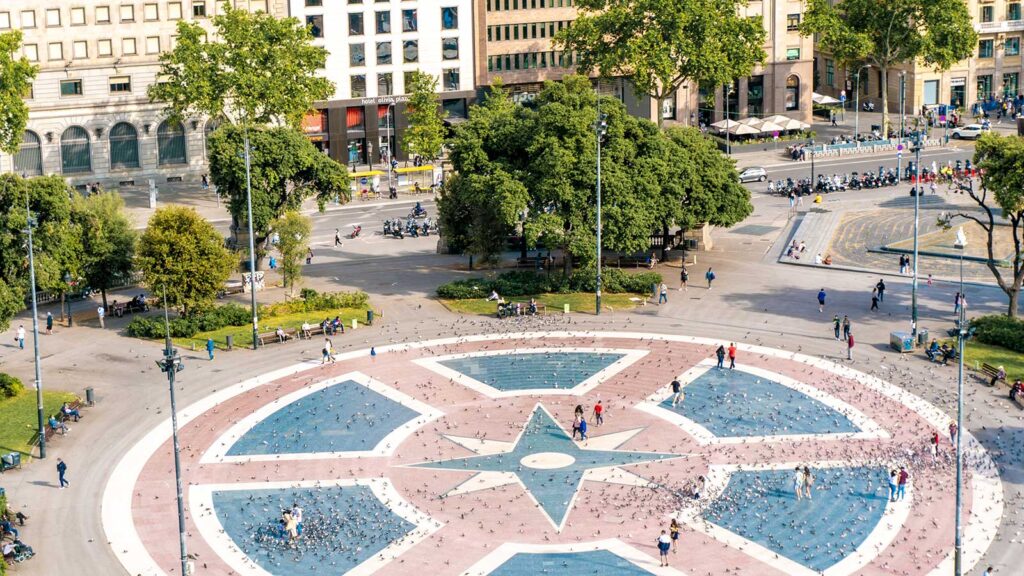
[800,0,976,133]
[439,76,752,269]
[207,124,348,261]
[72,192,138,310]
[147,4,333,127]
[271,211,313,296]
[403,71,447,162]
[0,30,38,155]
[555,0,766,127]
[136,206,236,316]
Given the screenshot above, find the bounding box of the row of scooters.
[768,170,901,196]
[383,216,434,239]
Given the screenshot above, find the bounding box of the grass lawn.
[440,292,644,316]
[0,390,79,457]
[175,307,370,349]
[943,339,1024,382]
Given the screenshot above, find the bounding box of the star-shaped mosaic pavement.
[414,405,680,529]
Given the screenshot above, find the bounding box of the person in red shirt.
[727,343,737,369]
[847,332,855,361]
[592,401,604,426]
[896,466,909,500]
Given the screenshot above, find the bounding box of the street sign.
[840,90,847,102]
[897,144,904,151]
[360,177,368,185]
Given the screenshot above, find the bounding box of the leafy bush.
[0,373,24,399]
[125,316,200,338]
[261,290,369,316]
[972,314,1024,353]
[437,270,661,299]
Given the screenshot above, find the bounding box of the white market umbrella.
[756,120,787,134]
[709,119,741,130]
[727,123,760,135]
[813,92,841,105]
[737,117,763,126]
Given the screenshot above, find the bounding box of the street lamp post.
[595,106,608,315]
[386,103,396,192]
[953,226,967,576]
[24,202,46,459]
[242,128,259,349]
[157,288,188,576]
[854,64,872,138]
[897,74,905,184]
[911,130,924,336]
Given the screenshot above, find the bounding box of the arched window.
[204,118,223,159]
[785,75,800,111]
[157,120,187,165]
[14,131,42,176]
[109,122,140,170]
[60,126,92,174]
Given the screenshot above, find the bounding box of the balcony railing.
[978,20,1024,33]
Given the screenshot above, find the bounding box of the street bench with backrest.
[981,363,1006,386]
[111,298,150,318]
[34,400,84,446]
[300,325,325,339]
[257,329,297,346]
[496,301,546,318]
[603,255,652,269]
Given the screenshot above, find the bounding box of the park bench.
[32,400,85,446]
[981,363,1006,387]
[496,302,546,318]
[217,283,245,299]
[516,256,550,270]
[257,328,297,346]
[604,255,652,269]
[300,325,325,339]
[111,299,150,318]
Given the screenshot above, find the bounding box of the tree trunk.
[59,292,65,321]
[1009,290,1020,318]
[660,223,671,262]
[879,66,891,137]
[101,288,108,311]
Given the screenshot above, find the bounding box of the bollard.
[563,303,570,314]
[226,334,234,350]
[85,387,95,406]
[352,318,357,330]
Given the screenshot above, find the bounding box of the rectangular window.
[786,13,800,31]
[73,40,88,58]
[70,7,86,25]
[786,47,800,61]
[144,3,158,21]
[923,79,939,105]
[306,0,323,5]
[402,9,417,32]
[403,39,418,62]
[346,106,364,130]
[441,7,458,30]
[377,72,393,96]
[306,15,323,38]
[979,39,994,58]
[1007,36,1021,56]
[168,2,183,20]
[0,12,9,30]
[193,1,206,18]
[442,37,459,60]
[978,74,993,101]
[748,75,764,116]
[350,75,366,98]
[1004,72,1019,97]
[46,8,61,27]
[443,68,460,91]
[349,43,365,66]
[122,37,137,55]
[376,41,392,64]
[60,79,83,97]
[23,44,38,62]
[98,39,113,57]
[981,6,994,22]
[249,0,267,11]
[825,59,834,87]
[376,11,390,33]
[1010,3,1022,21]
[96,6,111,23]
[146,36,160,54]
[349,13,364,35]
[48,42,63,60]
[21,11,36,28]
[120,5,135,22]
[109,75,132,93]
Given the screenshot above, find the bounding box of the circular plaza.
[102,331,1003,576]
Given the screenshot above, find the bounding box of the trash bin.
[890,331,915,353]
[85,387,95,406]
[366,310,374,326]
[226,334,234,350]
[917,328,929,346]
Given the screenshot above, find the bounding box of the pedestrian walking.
[948,422,958,446]
[305,248,314,265]
[321,338,336,364]
[802,466,814,499]
[727,343,737,369]
[896,466,909,500]
[898,255,907,275]
[97,306,105,328]
[669,518,681,553]
[875,279,886,302]
[982,566,993,576]
[46,312,53,335]
[657,530,672,566]
[794,466,805,500]
[830,110,837,126]
[930,431,940,459]
[847,332,855,360]
[659,282,668,304]
[578,416,588,441]
[572,405,583,439]
[57,458,69,489]
[871,293,879,311]
[592,400,604,426]
[679,266,688,291]
[842,315,851,341]
[16,325,25,349]
[832,315,841,340]
[671,378,684,407]
[334,228,343,247]
[888,469,898,501]
[705,267,716,289]
[715,344,726,369]
[954,291,961,314]
[206,338,215,361]
[817,288,826,312]
[269,256,277,270]
[201,174,210,190]
[927,274,933,287]
[789,191,796,209]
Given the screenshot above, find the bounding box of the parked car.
[738,167,768,183]
[950,125,985,140]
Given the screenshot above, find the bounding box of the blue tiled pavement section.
[439,352,627,391]
[213,485,414,576]
[661,368,860,437]
[702,467,889,572]
[489,550,654,575]
[226,379,419,456]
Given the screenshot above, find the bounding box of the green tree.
[947,133,1024,317]
[72,192,138,310]
[270,211,313,296]
[403,71,447,162]
[207,125,348,261]
[800,0,976,135]
[0,30,38,155]
[147,4,332,127]
[555,0,766,128]
[0,279,22,333]
[136,206,236,316]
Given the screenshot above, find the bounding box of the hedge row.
[972,314,1024,353]
[126,290,369,339]
[437,269,663,299]
[0,373,24,399]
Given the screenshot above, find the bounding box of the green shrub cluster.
[437,269,662,299]
[262,289,369,316]
[0,373,24,399]
[972,314,1024,353]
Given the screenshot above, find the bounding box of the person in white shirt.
[97,306,105,328]
[16,325,25,349]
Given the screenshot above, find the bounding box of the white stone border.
[190,478,442,576]
[412,347,649,398]
[460,538,687,576]
[103,331,1002,576]
[636,359,890,445]
[677,461,910,576]
[200,371,444,464]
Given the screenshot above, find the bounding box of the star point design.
[414,404,681,530]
